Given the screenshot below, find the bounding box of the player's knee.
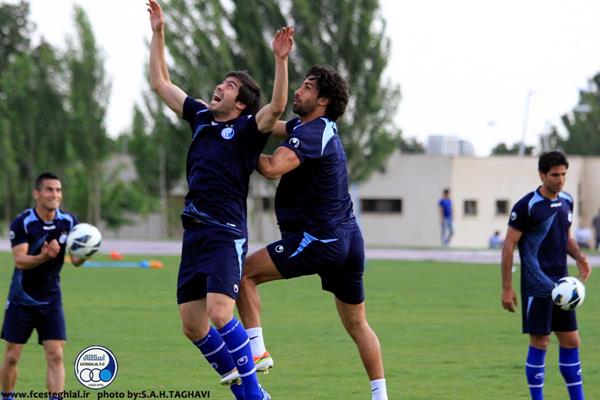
[344,318,370,340]
[181,322,207,341]
[3,351,20,367]
[559,336,580,348]
[45,348,63,366]
[530,335,551,350]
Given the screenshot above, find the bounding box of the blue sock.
[526,346,546,400]
[219,318,262,400]
[559,347,584,400]
[230,383,246,400]
[3,394,14,400]
[193,327,244,399]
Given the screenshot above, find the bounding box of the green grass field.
[0,252,598,399]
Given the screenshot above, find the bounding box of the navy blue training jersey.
[274,117,355,232]
[508,188,573,296]
[8,208,77,305]
[182,97,269,234]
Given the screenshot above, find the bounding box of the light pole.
[518,90,535,157]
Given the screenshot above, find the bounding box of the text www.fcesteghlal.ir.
[2,391,211,399]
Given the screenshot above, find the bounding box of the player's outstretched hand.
[147,0,165,32]
[272,26,294,60]
[576,255,591,282]
[501,287,518,313]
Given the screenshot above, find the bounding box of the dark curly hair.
[305,65,349,121]
[225,71,262,116]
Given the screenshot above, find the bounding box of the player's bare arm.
[147,0,189,116]
[501,226,522,312]
[257,146,301,180]
[271,120,288,137]
[566,233,591,282]
[256,27,294,133]
[12,240,60,270]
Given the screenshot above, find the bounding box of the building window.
[261,197,273,211]
[464,200,478,216]
[495,200,509,215]
[361,198,402,214]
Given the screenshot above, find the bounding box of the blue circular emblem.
[74,345,118,389]
[221,127,235,140]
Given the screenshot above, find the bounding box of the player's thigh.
[521,294,553,335]
[1,303,37,345]
[243,247,283,284]
[267,232,341,279]
[551,306,578,335]
[321,232,365,305]
[179,224,247,301]
[36,304,67,344]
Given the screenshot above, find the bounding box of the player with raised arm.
[147,1,293,398]
[501,151,591,400]
[1,173,85,400]
[236,65,389,400]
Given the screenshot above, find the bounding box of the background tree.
[491,142,534,155]
[66,5,111,224]
[555,73,600,155]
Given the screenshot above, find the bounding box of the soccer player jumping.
[501,151,591,400]
[236,65,389,400]
[147,1,293,398]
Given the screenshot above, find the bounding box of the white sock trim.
[246,327,267,357]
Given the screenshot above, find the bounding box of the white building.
[426,135,475,156]
[104,153,600,249]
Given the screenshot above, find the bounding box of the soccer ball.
[67,223,102,258]
[551,277,585,310]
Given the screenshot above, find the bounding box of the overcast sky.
[13,0,600,155]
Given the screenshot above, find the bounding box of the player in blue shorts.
[0,173,85,399]
[147,1,293,399]
[236,65,389,400]
[501,151,591,400]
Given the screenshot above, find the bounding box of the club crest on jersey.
[221,127,235,140]
[275,245,284,253]
[289,137,300,148]
[510,211,517,221]
[8,230,15,240]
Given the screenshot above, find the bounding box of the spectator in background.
[438,188,453,246]
[592,208,600,251]
[489,230,503,249]
[574,226,591,249]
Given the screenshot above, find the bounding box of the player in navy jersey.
[236,65,389,400]
[0,173,85,399]
[147,1,293,398]
[501,151,591,400]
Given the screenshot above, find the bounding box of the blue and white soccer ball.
[67,223,102,258]
[551,277,585,310]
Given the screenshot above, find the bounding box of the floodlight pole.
[519,90,534,157]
